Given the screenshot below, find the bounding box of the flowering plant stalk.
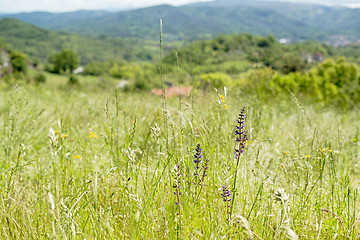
[186,143,209,200]
[172,163,182,238]
[221,185,232,221]
[230,107,248,216]
[173,164,182,207]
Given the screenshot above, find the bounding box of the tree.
[10,51,28,74]
[49,49,79,74]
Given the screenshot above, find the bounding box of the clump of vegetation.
[199,72,230,89]
[10,51,27,74]
[84,61,110,76]
[68,74,79,85]
[34,72,46,83]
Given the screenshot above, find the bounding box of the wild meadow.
[0,72,359,239]
[1,0,360,237]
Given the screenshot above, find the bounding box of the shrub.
[84,61,109,76]
[10,51,28,74]
[242,68,275,99]
[34,73,46,84]
[109,63,121,78]
[199,72,230,89]
[68,74,79,85]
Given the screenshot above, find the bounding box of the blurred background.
[0,0,359,106]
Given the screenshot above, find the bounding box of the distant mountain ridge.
[1,0,359,42]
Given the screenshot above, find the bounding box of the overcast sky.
[0,0,213,12]
[1,0,359,13]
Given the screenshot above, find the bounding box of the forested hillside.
[0,18,157,64]
[0,10,108,30]
[1,0,359,41]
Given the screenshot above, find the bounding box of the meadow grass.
[0,75,359,239]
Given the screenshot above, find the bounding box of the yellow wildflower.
[61,134,68,138]
[223,104,228,110]
[220,95,225,103]
[305,155,310,158]
[246,141,254,147]
[284,152,288,155]
[328,149,332,153]
[90,132,98,139]
[74,155,81,159]
[322,148,327,152]
[54,130,59,134]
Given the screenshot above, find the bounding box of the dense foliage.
[272,58,360,107]
[234,58,360,108]
[164,34,359,75]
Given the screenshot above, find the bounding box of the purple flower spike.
[190,143,210,195]
[194,144,203,164]
[221,185,232,221]
[234,107,248,160]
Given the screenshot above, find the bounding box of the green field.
[0,73,359,239]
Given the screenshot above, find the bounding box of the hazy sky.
[0,0,212,12]
[1,0,359,13]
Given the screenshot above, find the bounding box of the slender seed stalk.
[176,52,181,112]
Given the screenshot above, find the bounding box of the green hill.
[0,18,157,64]
[1,1,359,42]
[36,4,325,41]
[1,17,359,78]
[0,10,108,30]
